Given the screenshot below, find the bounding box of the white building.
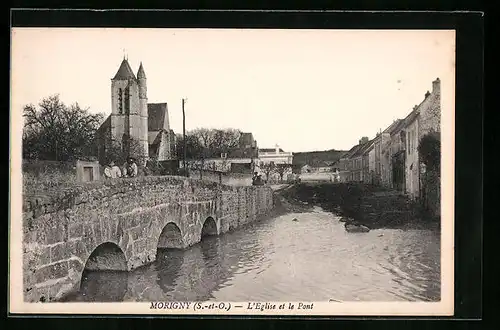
[258,144,293,166]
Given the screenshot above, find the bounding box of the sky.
[11,28,455,152]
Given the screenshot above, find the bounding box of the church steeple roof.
[112,58,136,80]
[137,62,146,79]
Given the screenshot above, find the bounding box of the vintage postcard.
[10,26,455,316]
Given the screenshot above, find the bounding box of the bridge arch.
[201,216,218,239]
[157,222,184,249]
[83,242,128,272]
[79,242,128,302]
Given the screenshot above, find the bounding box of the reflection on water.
[156,248,184,291]
[61,269,128,302]
[65,207,441,302]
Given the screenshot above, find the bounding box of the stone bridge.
[22,176,274,303]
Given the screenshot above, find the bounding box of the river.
[66,205,441,302]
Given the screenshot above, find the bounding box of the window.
[118,88,123,114]
[407,131,411,155]
[124,87,130,115]
[412,130,416,153]
[221,153,227,159]
[410,131,413,153]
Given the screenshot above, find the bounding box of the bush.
[22,95,104,161]
[418,131,440,170]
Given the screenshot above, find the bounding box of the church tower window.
[124,86,130,115]
[118,88,123,114]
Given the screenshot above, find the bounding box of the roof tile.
[147,103,168,131]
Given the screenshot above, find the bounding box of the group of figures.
[251,172,265,186]
[103,157,138,179]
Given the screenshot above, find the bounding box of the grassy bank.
[278,182,440,230]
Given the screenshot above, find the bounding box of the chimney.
[275,144,280,154]
[425,90,430,98]
[432,77,440,94]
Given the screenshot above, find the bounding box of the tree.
[275,163,292,182]
[175,134,204,162]
[22,94,104,161]
[176,128,242,172]
[189,127,241,158]
[260,162,276,183]
[212,128,241,154]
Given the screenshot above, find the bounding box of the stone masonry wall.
[190,169,253,187]
[419,78,441,139]
[22,175,273,303]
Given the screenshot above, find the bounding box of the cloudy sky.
[11,28,455,152]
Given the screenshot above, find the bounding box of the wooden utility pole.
[182,98,188,177]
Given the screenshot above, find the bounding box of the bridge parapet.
[22,175,274,303]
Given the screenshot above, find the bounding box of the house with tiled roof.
[347,137,373,182]
[403,105,421,198]
[371,119,402,187]
[399,78,441,199]
[96,58,176,165]
[386,118,407,191]
[360,139,375,184]
[338,139,365,182]
[376,77,441,199]
[375,119,406,187]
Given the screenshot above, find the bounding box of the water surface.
[68,206,440,302]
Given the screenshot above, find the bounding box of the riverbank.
[276,182,440,231]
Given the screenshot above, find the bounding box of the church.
[96,58,176,165]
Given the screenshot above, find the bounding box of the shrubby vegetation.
[22,95,105,161]
[418,130,440,171]
[176,127,242,160]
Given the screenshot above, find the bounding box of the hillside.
[292,149,347,168]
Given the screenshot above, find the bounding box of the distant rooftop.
[353,140,374,157]
[259,148,285,153]
[383,119,404,135]
[342,144,362,159]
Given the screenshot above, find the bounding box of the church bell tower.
[137,62,149,159]
[110,57,149,162]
